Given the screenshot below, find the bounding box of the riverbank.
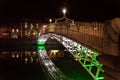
[0,38,37,46]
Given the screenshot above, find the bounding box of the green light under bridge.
[37,45,45,50]
[37,41,45,45]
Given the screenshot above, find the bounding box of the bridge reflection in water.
[37,33,104,80]
[38,46,73,80]
[38,45,94,80]
[0,39,94,80]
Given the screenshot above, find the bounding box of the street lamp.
[62,8,67,17]
[55,7,74,24]
[49,18,52,23]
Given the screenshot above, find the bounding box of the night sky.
[0,0,120,22]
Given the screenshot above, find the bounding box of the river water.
[0,38,93,80]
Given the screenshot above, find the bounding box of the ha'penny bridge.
[37,17,120,80]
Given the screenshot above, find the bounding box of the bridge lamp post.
[49,19,52,23]
[62,8,67,17]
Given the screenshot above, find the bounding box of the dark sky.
[0,0,120,22]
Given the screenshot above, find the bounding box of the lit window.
[33,52,36,55]
[25,31,27,35]
[30,24,33,29]
[16,29,19,33]
[31,58,33,63]
[12,29,15,33]
[36,24,39,28]
[12,54,15,58]
[25,58,28,62]
[16,54,19,58]
[25,22,28,28]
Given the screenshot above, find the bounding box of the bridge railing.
[45,18,120,79]
[45,22,104,53]
[51,33,104,80]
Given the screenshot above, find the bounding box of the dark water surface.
[0,38,93,80]
[0,46,46,80]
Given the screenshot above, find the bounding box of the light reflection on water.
[0,48,70,64]
[0,46,46,80]
[0,45,74,80]
[0,45,93,80]
[38,46,73,80]
[0,50,39,64]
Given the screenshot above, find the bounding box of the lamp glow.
[62,8,66,15]
[49,19,52,23]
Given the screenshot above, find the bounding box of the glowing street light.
[55,7,74,24]
[43,25,47,28]
[49,19,52,23]
[62,8,67,16]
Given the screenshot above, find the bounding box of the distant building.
[0,21,43,39]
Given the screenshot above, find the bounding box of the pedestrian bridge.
[40,18,120,80]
